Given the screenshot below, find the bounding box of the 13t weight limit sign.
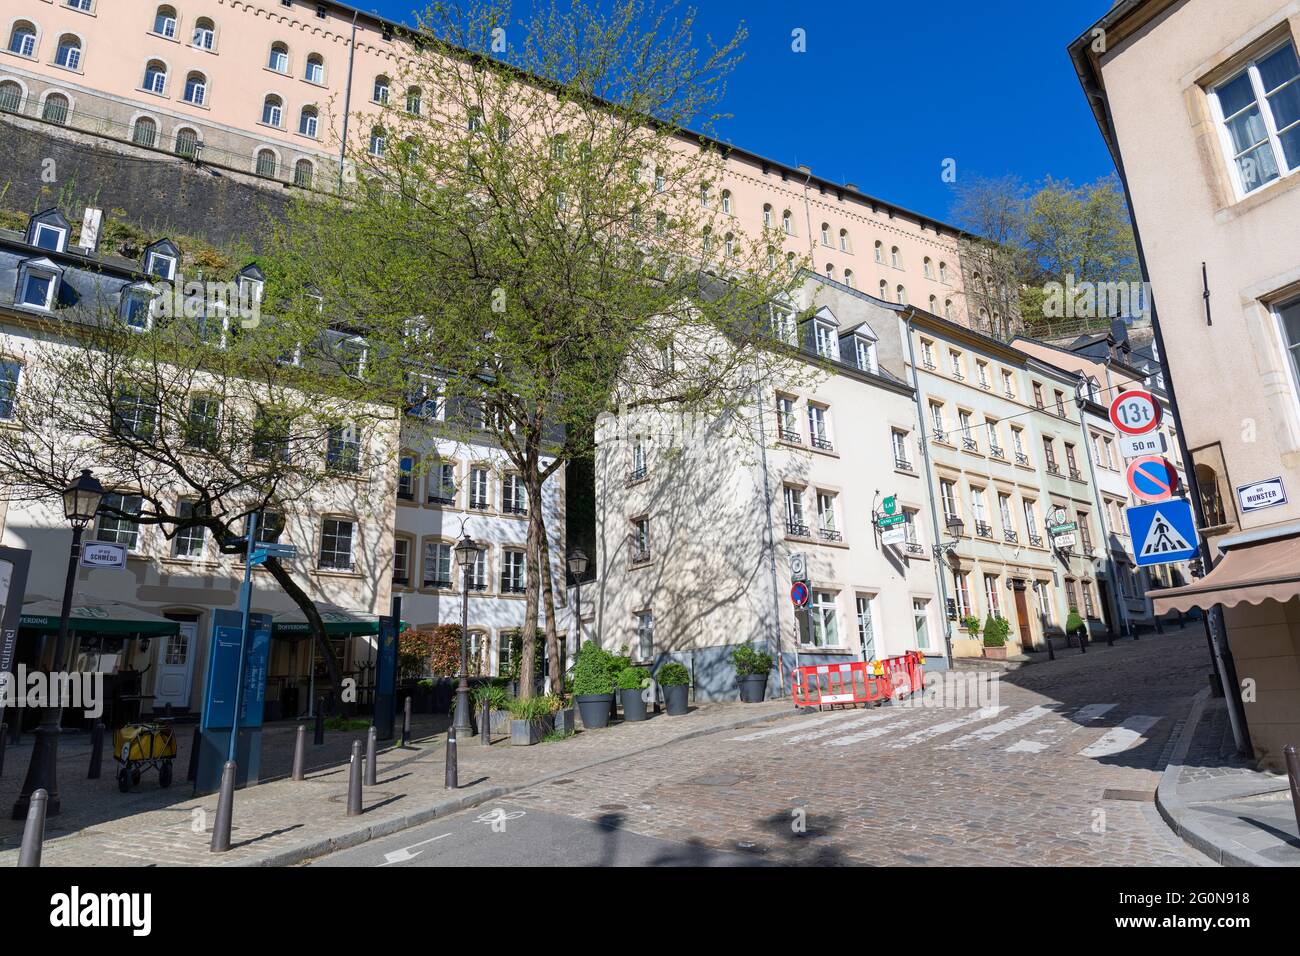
[1109,389,1162,436]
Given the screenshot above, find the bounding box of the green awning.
[19,598,181,637]
[271,604,405,639]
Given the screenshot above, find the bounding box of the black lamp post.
[567,547,588,651]
[13,468,104,819]
[452,530,482,737]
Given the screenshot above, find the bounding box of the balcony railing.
[810,435,834,452]
[1081,543,1096,557]
[1014,452,1030,466]
[626,466,648,483]
[424,577,452,589]
[469,579,489,591]
[961,436,979,453]
[952,371,965,381]
[501,576,527,594]
[905,542,925,556]
[786,521,810,537]
[778,428,802,444]
[628,548,651,565]
[894,456,914,472]
[1028,534,1044,548]
[922,360,937,371]
[932,429,949,444]
[978,381,991,391]
[818,527,843,543]
[1045,461,1061,476]
[1002,529,1018,544]
[502,502,528,516]
[989,445,1006,461]
[975,521,993,539]
[1004,389,1015,399]
[428,492,456,506]
[469,498,492,510]
[1068,467,1083,481]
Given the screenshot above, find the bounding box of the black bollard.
[186,726,202,783]
[401,697,411,747]
[18,788,47,867]
[292,724,306,782]
[444,725,458,790]
[1045,634,1056,661]
[313,700,325,745]
[365,726,378,787]
[1285,745,1300,839]
[347,740,363,816]
[480,702,491,746]
[210,760,236,853]
[1107,630,1115,648]
[1079,630,1087,654]
[88,721,105,780]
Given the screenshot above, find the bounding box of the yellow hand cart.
[113,721,178,792]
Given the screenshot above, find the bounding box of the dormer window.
[143,240,179,280]
[17,258,62,311]
[30,222,68,252]
[813,321,837,359]
[237,264,264,305]
[121,282,156,330]
[769,304,796,345]
[854,333,878,373]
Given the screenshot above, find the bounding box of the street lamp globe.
[454,531,481,568]
[567,547,588,577]
[945,516,965,539]
[62,468,104,527]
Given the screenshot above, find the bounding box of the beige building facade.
[1071,0,1300,767]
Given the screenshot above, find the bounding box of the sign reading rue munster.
[1236,477,1287,513]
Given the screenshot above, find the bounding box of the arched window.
[261,94,282,127]
[372,75,389,104]
[193,17,214,50]
[825,262,835,278]
[781,209,793,235]
[405,86,421,115]
[944,299,953,319]
[891,246,901,268]
[131,116,157,147]
[268,42,289,74]
[55,35,81,71]
[879,279,889,299]
[305,53,324,84]
[293,159,314,188]
[654,167,665,192]
[182,71,206,105]
[897,285,907,305]
[873,240,883,263]
[174,126,198,157]
[0,80,23,113]
[820,223,831,246]
[8,21,37,58]
[368,126,386,157]
[298,105,318,137]
[843,268,854,289]
[939,261,949,283]
[839,228,849,252]
[923,257,934,279]
[723,232,735,257]
[786,251,797,273]
[42,92,69,125]
[762,203,772,228]
[143,59,167,94]
[929,294,937,313]
[153,6,177,39]
[254,148,277,178]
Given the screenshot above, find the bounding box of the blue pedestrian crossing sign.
[1126,499,1199,567]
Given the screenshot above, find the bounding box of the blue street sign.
[1126,455,1180,503]
[1126,499,1199,567]
[249,549,268,566]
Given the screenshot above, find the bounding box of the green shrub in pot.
[616,666,650,722]
[656,662,690,716]
[732,646,774,702]
[573,640,614,729]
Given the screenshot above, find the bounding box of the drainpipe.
[800,168,816,267]
[1075,372,1129,639]
[1087,83,1252,758]
[337,10,359,191]
[752,369,789,695]
[904,311,956,667]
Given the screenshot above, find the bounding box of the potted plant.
[732,646,774,702]
[961,614,982,639]
[507,695,556,746]
[982,614,1010,660]
[573,640,614,729]
[606,649,632,719]
[616,666,650,722]
[1066,608,1088,648]
[551,687,578,735]
[656,662,690,716]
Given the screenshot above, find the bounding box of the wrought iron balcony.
[628,549,651,565]
[1004,389,1015,399]
[469,580,489,591]
[778,428,802,444]
[975,521,993,539]
[810,435,834,452]
[978,381,991,391]
[961,436,979,453]
[424,577,452,589]
[786,521,810,537]
[1081,544,1096,557]
[392,575,410,587]
[501,576,528,593]
[989,445,1006,460]
[894,456,914,472]
[932,429,949,444]
[1028,534,1044,548]
[818,527,843,543]
[469,499,492,510]
[502,502,528,516]
[1015,452,1030,466]
[1068,467,1083,481]
[1003,529,1018,544]
[1045,461,1062,476]
[626,466,648,483]
[952,371,965,381]
[922,360,937,371]
[905,542,925,556]
[428,493,456,506]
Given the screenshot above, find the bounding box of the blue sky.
[368,0,1118,224]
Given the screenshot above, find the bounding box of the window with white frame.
[469,466,490,509]
[318,518,354,570]
[113,387,157,440]
[1034,581,1053,624]
[635,610,654,660]
[502,473,527,514]
[0,361,20,421]
[816,491,838,536]
[813,321,837,359]
[397,455,415,500]
[325,424,360,473]
[940,480,959,523]
[929,401,945,438]
[428,462,456,504]
[913,599,931,651]
[776,394,798,440]
[630,517,650,562]
[9,22,37,57]
[31,222,67,252]
[17,260,60,310]
[784,485,806,534]
[153,7,177,38]
[1211,40,1300,196]
[807,404,831,449]
[1022,499,1039,540]
[953,571,973,619]
[97,492,143,550]
[802,590,839,647]
[55,36,81,71]
[143,59,167,94]
[467,548,487,590]
[770,305,796,345]
[854,334,877,373]
[183,71,206,105]
[855,594,876,658]
[1274,296,1300,402]
[173,500,206,557]
[184,394,221,451]
[983,574,1002,617]
[373,75,389,103]
[892,429,910,467]
[423,541,452,588]
[146,248,176,280]
[502,549,527,592]
[392,537,411,586]
[193,18,215,50]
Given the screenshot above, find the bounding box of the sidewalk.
[1155,688,1300,867]
[0,698,795,866]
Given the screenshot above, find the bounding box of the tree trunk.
[263,556,344,712]
[518,473,541,699]
[536,505,564,695]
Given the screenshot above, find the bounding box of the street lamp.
[567,547,588,650]
[452,530,482,737]
[13,469,103,820]
[932,516,964,558]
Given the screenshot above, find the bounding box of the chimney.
[796,164,812,176]
[79,207,103,253]
[844,183,859,192]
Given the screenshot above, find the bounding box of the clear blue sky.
[367,0,1118,224]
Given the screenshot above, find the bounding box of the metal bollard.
[401,697,411,747]
[365,725,378,787]
[209,761,236,853]
[187,725,202,783]
[314,700,325,745]
[1079,631,1087,654]
[1285,745,1300,839]
[444,725,458,790]
[88,721,105,780]
[1107,629,1115,648]
[480,702,491,746]
[18,788,47,867]
[291,724,306,782]
[347,740,363,816]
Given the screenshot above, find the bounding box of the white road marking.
[1005,703,1117,754]
[1077,716,1161,758]
[822,715,925,747]
[730,712,863,741]
[885,706,1009,749]
[380,832,450,866]
[782,708,902,743]
[941,704,1058,750]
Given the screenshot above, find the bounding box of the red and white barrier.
[791,651,926,709]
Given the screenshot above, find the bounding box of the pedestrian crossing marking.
[885,706,1008,749]
[941,704,1058,750]
[729,712,858,741]
[1138,509,1192,558]
[1077,715,1161,758]
[822,715,925,747]
[1005,703,1116,753]
[782,709,902,744]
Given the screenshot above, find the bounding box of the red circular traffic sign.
[1109,389,1162,436]
[790,582,810,607]
[1126,455,1180,502]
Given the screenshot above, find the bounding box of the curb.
[240,703,804,867]
[1153,688,1280,867]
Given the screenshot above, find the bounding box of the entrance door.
[1097,580,1116,637]
[1011,581,1033,649]
[153,621,197,711]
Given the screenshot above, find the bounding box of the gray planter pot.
[576,694,613,729]
[510,714,555,746]
[620,687,647,722]
[662,683,689,716]
[737,674,768,703]
[489,708,513,735]
[552,706,578,735]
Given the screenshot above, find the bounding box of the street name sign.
[79,542,127,570]
[1109,389,1162,436]
[1126,455,1180,503]
[1126,499,1199,567]
[1050,532,1076,549]
[1119,432,1168,459]
[1236,477,1287,514]
[880,526,907,546]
